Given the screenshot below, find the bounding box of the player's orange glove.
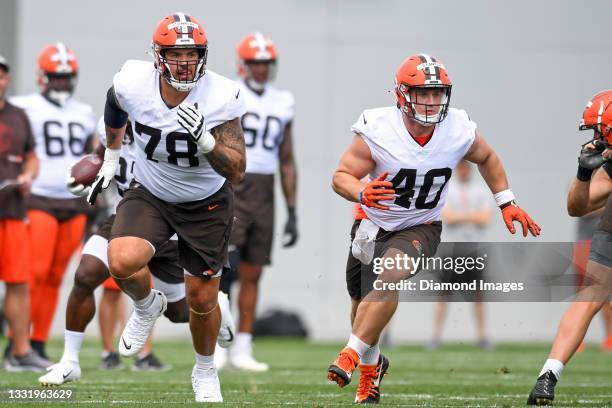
[500,201,541,237]
[358,172,396,210]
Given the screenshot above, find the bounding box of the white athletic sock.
[361,343,380,365]
[61,330,85,363]
[539,359,564,380]
[134,290,155,313]
[347,334,371,358]
[233,332,252,355]
[195,352,215,371]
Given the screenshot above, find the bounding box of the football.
[70,154,103,187]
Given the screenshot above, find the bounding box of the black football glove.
[577,139,607,181]
[282,207,298,248]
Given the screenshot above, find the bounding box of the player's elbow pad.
[104,86,129,129]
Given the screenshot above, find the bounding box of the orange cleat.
[327,347,359,388]
[355,354,390,404]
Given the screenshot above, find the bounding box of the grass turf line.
[0,338,609,407]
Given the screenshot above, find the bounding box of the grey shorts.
[589,230,612,268]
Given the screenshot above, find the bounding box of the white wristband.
[104,147,121,165]
[197,131,216,154]
[494,189,515,207]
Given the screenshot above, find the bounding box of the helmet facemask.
[580,98,612,147]
[42,72,77,106]
[154,44,207,92]
[242,60,277,92]
[397,83,451,126]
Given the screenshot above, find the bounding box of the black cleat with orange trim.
[355,354,390,404]
[327,347,359,388]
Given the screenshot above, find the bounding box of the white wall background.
[3,0,611,342]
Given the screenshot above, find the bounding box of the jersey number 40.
[391,167,452,210]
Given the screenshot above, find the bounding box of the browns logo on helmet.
[394,53,452,126]
[151,12,208,92]
[236,32,278,91]
[580,90,612,146]
[37,42,78,106]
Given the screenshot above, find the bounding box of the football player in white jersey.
[10,43,96,362]
[327,54,541,404]
[86,13,246,402]
[39,118,234,386]
[217,32,298,372]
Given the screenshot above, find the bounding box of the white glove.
[177,102,216,153]
[86,148,120,205]
[65,173,91,197]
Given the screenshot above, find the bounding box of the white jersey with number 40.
[240,80,294,175]
[10,94,96,199]
[113,60,246,203]
[352,107,477,231]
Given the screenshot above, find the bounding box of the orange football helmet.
[579,90,612,145]
[236,32,277,91]
[37,43,78,106]
[152,12,208,92]
[394,53,452,126]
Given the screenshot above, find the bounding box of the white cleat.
[38,360,81,386]
[230,352,269,372]
[214,345,228,370]
[118,290,167,357]
[217,292,235,348]
[192,365,223,403]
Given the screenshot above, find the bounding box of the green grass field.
[0,338,609,407]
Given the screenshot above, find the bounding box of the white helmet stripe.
[50,42,74,73]
[250,32,272,60]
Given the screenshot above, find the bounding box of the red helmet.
[152,12,208,92]
[394,53,452,126]
[37,43,78,105]
[236,32,277,90]
[580,90,612,145]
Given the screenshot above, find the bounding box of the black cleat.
[99,351,123,370]
[355,354,390,404]
[527,370,557,406]
[132,352,170,372]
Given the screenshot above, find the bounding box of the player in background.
[87,12,246,402]
[39,117,234,386]
[217,32,298,371]
[328,54,540,404]
[98,264,169,371]
[571,209,612,352]
[97,279,128,369]
[10,43,96,361]
[0,54,48,372]
[430,159,493,350]
[527,91,612,405]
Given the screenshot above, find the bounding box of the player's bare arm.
[332,135,396,210]
[103,86,128,150]
[207,117,246,184]
[86,86,127,204]
[332,135,376,201]
[279,121,299,247]
[279,121,297,208]
[567,166,612,216]
[463,131,508,194]
[464,130,540,237]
